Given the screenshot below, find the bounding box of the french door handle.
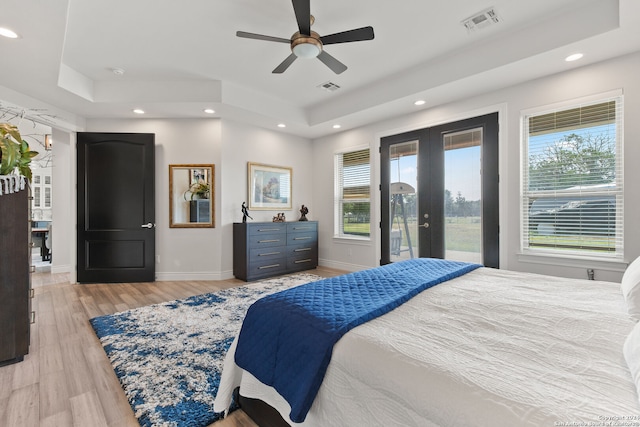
[420,222,430,228]
[141,222,155,228]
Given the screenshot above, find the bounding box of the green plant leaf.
[0,137,20,175]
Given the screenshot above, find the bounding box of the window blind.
[335,149,371,237]
[521,97,623,257]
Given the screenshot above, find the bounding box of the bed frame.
[234,388,290,427]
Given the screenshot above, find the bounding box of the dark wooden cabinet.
[233,221,318,281]
[0,187,32,366]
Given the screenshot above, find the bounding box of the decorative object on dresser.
[299,204,309,221]
[248,162,292,210]
[241,201,252,222]
[233,221,318,281]
[272,212,286,222]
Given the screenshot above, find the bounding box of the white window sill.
[517,251,628,273]
[332,236,372,245]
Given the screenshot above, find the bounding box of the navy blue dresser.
[233,221,318,281]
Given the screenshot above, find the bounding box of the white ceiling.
[1,0,639,138]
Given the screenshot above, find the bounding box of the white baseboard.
[51,264,71,274]
[318,258,372,273]
[155,269,235,281]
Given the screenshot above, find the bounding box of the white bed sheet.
[214,267,640,426]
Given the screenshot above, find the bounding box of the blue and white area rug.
[90,273,321,427]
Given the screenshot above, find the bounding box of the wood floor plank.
[69,389,109,427]
[40,410,72,427]
[38,370,70,420]
[5,383,39,427]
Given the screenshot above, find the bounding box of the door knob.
[420,222,430,228]
[141,222,155,229]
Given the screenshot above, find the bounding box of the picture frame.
[190,168,208,186]
[248,162,292,210]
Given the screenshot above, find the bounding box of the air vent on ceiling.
[462,7,500,32]
[318,81,341,92]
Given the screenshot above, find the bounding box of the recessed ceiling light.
[0,27,19,38]
[414,100,426,106]
[203,108,215,114]
[133,109,145,114]
[277,123,286,128]
[333,124,341,129]
[565,53,584,62]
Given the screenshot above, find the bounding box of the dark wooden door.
[380,113,499,267]
[77,132,155,283]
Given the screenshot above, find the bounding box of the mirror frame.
[169,164,215,228]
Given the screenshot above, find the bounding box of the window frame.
[520,93,624,261]
[334,146,371,240]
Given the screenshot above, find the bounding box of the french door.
[380,113,499,267]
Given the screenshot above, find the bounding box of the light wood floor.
[0,267,342,427]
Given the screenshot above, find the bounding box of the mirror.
[169,164,215,228]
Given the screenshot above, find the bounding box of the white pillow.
[621,256,640,321]
[624,321,640,405]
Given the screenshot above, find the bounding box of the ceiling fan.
[236,0,375,74]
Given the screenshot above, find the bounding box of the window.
[521,96,623,258]
[33,187,41,207]
[335,148,371,238]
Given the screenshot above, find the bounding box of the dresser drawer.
[250,246,286,262]
[287,222,317,234]
[247,233,287,248]
[248,223,287,235]
[287,255,317,271]
[248,258,287,278]
[287,232,317,245]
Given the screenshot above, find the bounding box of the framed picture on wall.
[190,168,208,185]
[248,162,292,210]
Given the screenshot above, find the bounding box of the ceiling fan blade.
[320,26,375,45]
[317,50,347,74]
[236,31,291,44]
[292,0,311,35]
[273,53,298,74]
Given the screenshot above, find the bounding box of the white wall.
[51,128,72,274]
[219,119,314,276]
[312,51,640,282]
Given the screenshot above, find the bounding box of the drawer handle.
[294,248,311,252]
[292,226,311,230]
[294,259,312,264]
[293,237,311,240]
[258,239,281,243]
[257,228,281,232]
[259,264,281,270]
[30,311,36,324]
[259,252,281,256]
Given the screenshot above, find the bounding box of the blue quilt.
[234,258,481,422]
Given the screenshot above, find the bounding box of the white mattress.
[214,267,639,426]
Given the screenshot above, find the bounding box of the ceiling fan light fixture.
[291,31,322,58]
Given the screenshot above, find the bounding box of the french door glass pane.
[444,128,483,264]
[389,141,418,262]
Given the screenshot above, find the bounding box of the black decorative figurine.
[299,204,309,221]
[241,202,252,223]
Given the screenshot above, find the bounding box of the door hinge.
[378,146,381,153]
[379,184,382,191]
[379,221,382,228]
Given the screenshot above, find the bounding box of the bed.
[214,258,640,426]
